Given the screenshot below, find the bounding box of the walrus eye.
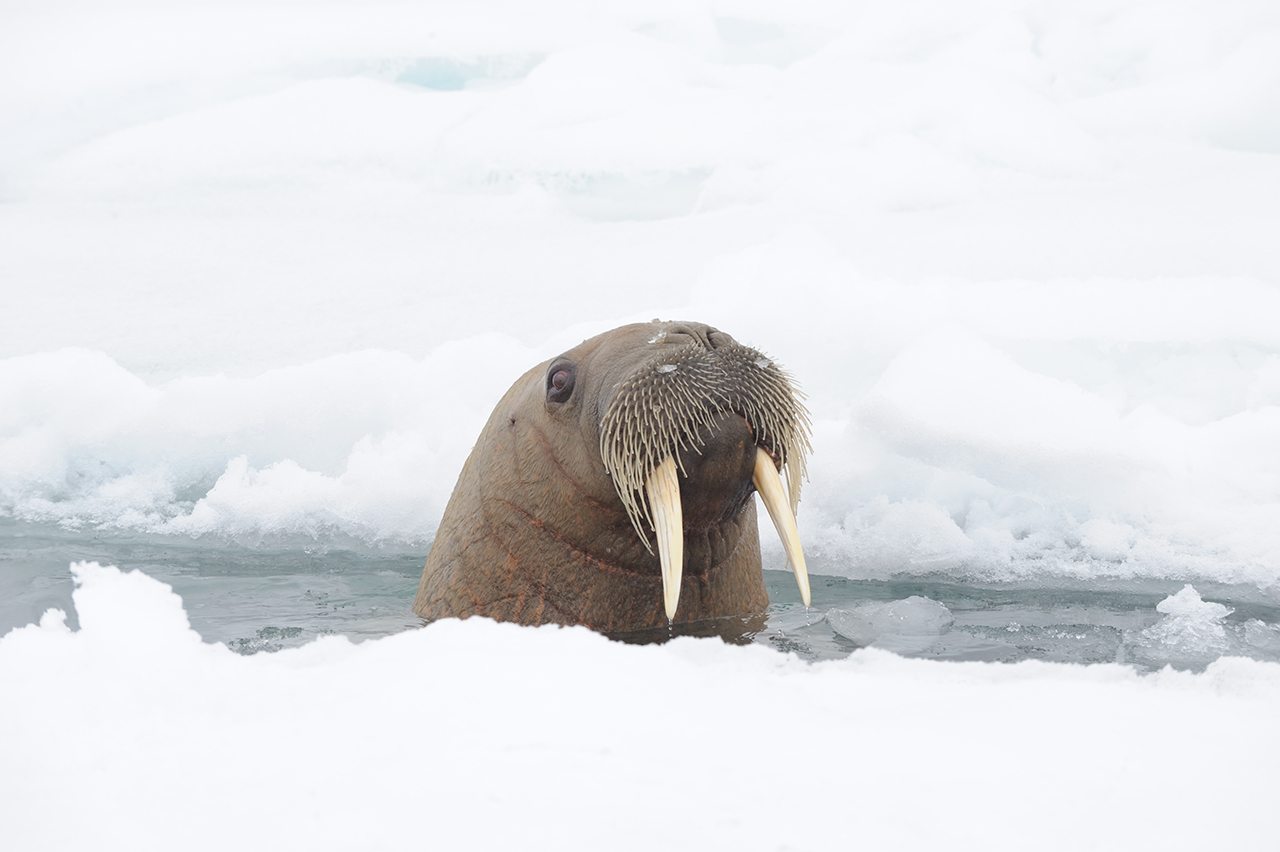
[546,363,576,403]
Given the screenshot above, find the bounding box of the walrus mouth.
[599,342,812,620]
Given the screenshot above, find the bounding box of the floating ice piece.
[1131,585,1233,666]
[827,596,955,654]
[1123,586,1280,669]
[1239,619,1280,658]
[1154,584,1233,620]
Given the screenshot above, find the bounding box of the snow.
[2,563,1278,851]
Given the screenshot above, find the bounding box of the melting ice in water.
[1127,585,1280,669]
[1143,585,1234,650]
[826,596,955,654]
[4,525,1280,673]
[756,572,1280,670]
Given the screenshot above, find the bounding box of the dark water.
[4,518,1279,670]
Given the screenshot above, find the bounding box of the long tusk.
[753,447,811,607]
[644,454,684,621]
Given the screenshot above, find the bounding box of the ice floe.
[2,563,1279,851]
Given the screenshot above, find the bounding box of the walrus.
[413,320,812,633]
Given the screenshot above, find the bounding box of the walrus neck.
[495,496,655,580]
[413,489,768,631]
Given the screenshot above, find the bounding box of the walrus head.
[413,320,812,633]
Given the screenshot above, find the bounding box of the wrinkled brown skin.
[413,321,771,634]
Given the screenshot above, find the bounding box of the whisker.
[599,343,811,550]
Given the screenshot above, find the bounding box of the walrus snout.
[598,326,813,619]
[658,321,736,351]
[674,413,757,531]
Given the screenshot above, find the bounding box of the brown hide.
[413,320,805,632]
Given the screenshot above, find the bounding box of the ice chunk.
[1118,586,1280,669]
[1239,619,1280,657]
[1154,584,1233,621]
[827,596,955,654]
[1130,585,1233,666]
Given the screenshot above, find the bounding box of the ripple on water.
[4,520,1280,671]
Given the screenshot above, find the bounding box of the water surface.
[4,518,1278,670]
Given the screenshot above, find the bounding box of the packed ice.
[2,563,1279,851]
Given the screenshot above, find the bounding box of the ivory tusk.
[753,447,811,607]
[644,455,684,620]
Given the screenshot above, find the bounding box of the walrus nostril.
[666,322,713,349]
[707,329,734,349]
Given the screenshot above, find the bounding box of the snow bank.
[0,343,533,544]
[4,325,1278,586]
[2,0,1279,588]
[2,563,1278,851]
